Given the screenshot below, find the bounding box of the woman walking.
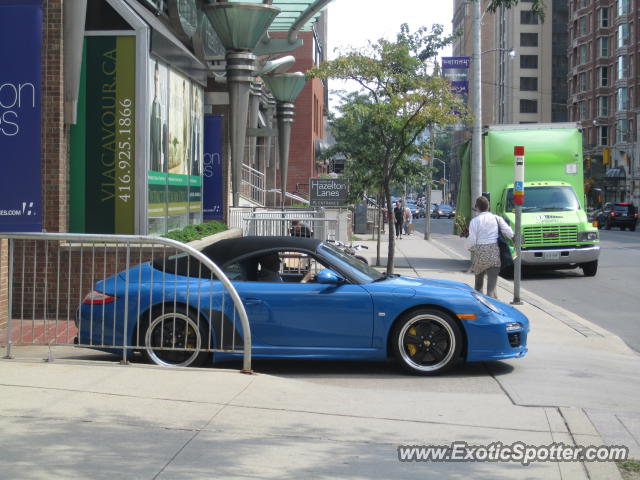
[466,196,513,299]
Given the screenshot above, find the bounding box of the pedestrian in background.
[403,204,412,235]
[290,219,313,238]
[393,201,404,239]
[466,196,513,299]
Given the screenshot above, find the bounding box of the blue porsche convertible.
[77,236,528,375]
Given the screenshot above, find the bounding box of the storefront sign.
[0,0,43,232]
[203,115,224,220]
[310,178,349,207]
[82,36,136,234]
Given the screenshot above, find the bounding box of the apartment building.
[567,0,639,205]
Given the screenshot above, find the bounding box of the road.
[412,215,640,353]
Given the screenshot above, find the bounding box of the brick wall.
[1,240,7,325]
[42,0,68,233]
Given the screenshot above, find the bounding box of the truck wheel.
[581,260,598,277]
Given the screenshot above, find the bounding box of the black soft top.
[152,236,322,277]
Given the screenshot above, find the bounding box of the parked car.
[595,203,638,231]
[77,236,529,375]
[432,204,455,219]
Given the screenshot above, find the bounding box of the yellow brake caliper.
[407,327,417,356]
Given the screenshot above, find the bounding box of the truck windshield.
[506,186,580,212]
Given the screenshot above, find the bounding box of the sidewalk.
[0,234,638,479]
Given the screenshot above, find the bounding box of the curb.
[560,407,625,480]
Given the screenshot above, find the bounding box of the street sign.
[309,178,348,207]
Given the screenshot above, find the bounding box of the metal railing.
[242,216,339,241]
[0,233,252,371]
[241,164,265,205]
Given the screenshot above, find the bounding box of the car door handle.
[243,298,264,306]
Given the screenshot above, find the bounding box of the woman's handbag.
[496,216,513,269]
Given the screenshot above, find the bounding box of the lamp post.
[471,0,515,209]
[203,3,280,207]
[262,72,307,208]
[471,0,482,213]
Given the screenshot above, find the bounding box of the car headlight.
[578,231,598,242]
[471,291,503,314]
[506,322,523,331]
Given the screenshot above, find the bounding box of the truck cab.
[498,181,600,276]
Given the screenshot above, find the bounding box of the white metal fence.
[0,233,252,371]
[228,208,350,241]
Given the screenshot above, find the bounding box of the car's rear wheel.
[605,222,611,230]
[581,260,598,277]
[631,224,637,232]
[143,307,209,367]
[392,309,462,375]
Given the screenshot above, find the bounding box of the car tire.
[605,222,611,230]
[631,225,636,232]
[581,260,598,277]
[142,306,210,367]
[392,309,462,375]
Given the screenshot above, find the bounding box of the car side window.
[223,262,244,281]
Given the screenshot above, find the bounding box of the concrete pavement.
[0,233,638,479]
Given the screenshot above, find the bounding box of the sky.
[326,0,454,58]
[324,0,455,106]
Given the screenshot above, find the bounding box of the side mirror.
[315,268,344,285]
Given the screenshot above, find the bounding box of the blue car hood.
[380,275,474,292]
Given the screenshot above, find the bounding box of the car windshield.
[506,186,580,212]
[318,242,384,283]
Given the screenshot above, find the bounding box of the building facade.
[0,0,330,322]
[567,0,639,205]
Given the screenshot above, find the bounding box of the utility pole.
[424,157,432,241]
[471,0,483,213]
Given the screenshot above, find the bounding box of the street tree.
[309,24,468,273]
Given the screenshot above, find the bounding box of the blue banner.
[0,0,43,232]
[202,115,224,220]
[442,56,470,95]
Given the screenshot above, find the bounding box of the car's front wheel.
[143,307,210,367]
[392,309,462,375]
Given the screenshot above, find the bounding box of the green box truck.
[457,123,600,276]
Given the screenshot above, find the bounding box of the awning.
[118,0,208,86]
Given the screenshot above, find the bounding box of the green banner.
[188,175,202,213]
[167,173,189,215]
[82,36,136,234]
[148,171,167,217]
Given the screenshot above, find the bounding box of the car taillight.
[635,213,638,218]
[82,290,116,305]
[610,212,615,216]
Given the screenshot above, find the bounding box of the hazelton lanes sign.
[309,178,349,207]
